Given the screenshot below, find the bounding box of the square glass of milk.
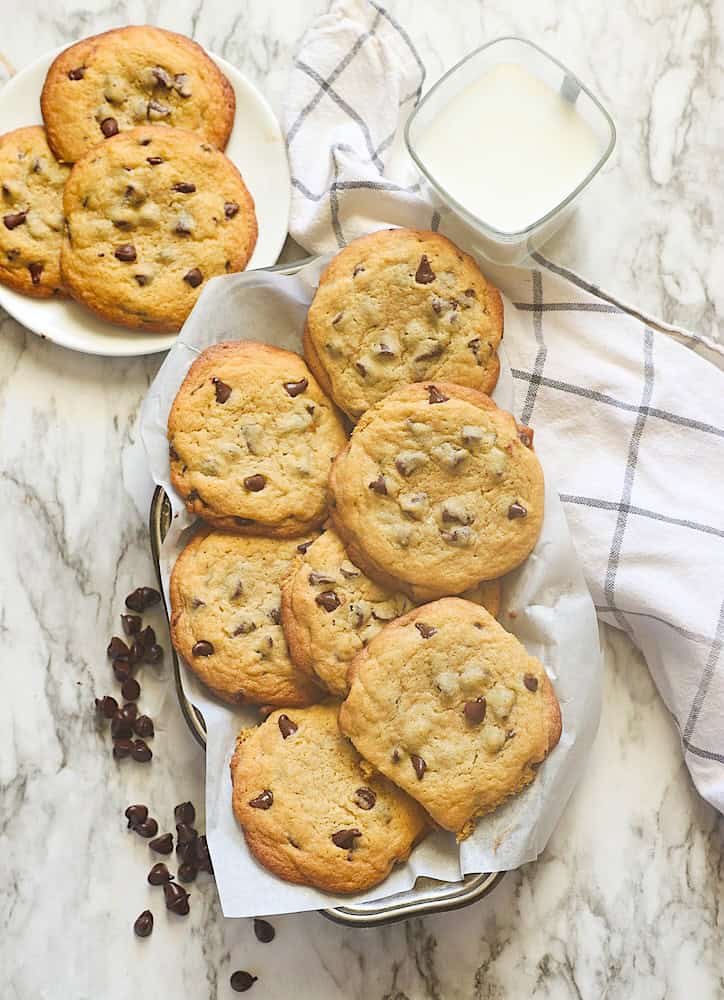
[405,37,616,265]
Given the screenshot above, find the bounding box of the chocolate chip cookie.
[168,341,347,535]
[60,126,256,331]
[230,701,429,892]
[339,598,561,838]
[170,530,322,705]
[328,382,544,601]
[0,126,69,298]
[281,527,502,698]
[40,25,235,163]
[303,228,503,420]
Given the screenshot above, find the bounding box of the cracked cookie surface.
[0,126,69,298]
[281,527,502,698]
[329,382,545,601]
[170,530,322,705]
[304,228,503,420]
[338,598,562,837]
[230,701,429,892]
[41,25,235,163]
[168,341,347,535]
[61,126,256,332]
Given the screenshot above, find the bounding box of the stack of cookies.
[167,228,562,895]
[0,26,256,331]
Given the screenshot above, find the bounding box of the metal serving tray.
[147,255,506,925]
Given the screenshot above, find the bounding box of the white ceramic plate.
[0,46,290,356]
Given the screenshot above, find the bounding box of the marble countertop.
[2,2,722,998]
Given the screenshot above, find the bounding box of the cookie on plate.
[0,126,69,298]
[329,382,544,602]
[281,527,502,698]
[303,228,503,420]
[40,25,235,163]
[230,701,429,892]
[170,530,322,705]
[168,342,347,535]
[339,598,562,838]
[60,125,256,332]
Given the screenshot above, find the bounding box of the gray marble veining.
[1,2,722,998]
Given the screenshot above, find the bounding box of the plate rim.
[0,42,291,358]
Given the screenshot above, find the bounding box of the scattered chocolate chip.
[125,587,161,612]
[176,822,198,846]
[193,835,213,873]
[3,211,26,230]
[134,817,159,839]
[120,702,138,723]
[148,643,164,664]
[464,287,476,298]
[183,267,203,287]
[368,475,387,495]
[113,738,134,759]
[244,474,266,492]
[146,156,163,165]
[224,201,239,219]
[100,117,119,138]
[315,590,340,613]
[147,99,171,119]
[121,614,142,636]
[111,713,133,740]
[148,862,173,885]
[178,862,198,882]
[354,361,367,377]
[125,803,148,829]
[464,698,487,725]
[268,607,282,625]
[134,910,153,938]
[112,660,133,683]
[192,640,214,657]
[132,739,153,763]
[353,263,365,276]
[134,274,149,286]
[508,502,528,519]
[96,695,118,719]
[523,673,539,692]
[175,801,196,825]
[253,918,275,943]
[163,881,190,915]
[518,427,534,449]
[283,378,308,397]
[175,217,193,235]
[139,138,152,146]
[68,66,85,80]
[211,377,231,403]
[332,311,344,326]
[107,636,130,660]
[415,622,437,639]
[139,625,156,651]
[331,828,362,850]
[414,255,435,284]
[411,754,427,780]
[171,181,197,195]
[296,539,314,554]
[134,715,154,739]
[278,715,298,739]
[149,832,174,855]
[354,787,376,810]
[230,971,257,993]
[28,262,44,285]
[392,749,401,763]
[308,571,335,586]
[426,384,449,404]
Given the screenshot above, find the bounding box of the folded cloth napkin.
[285,0,724,813]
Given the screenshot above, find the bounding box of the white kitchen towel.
[285,0,724,813]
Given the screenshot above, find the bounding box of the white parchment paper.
[138,255,602,917]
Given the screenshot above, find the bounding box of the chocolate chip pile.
[95,586,164,762]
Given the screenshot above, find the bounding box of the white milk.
[416,62,603,233]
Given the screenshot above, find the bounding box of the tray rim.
[149,482,505,925]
